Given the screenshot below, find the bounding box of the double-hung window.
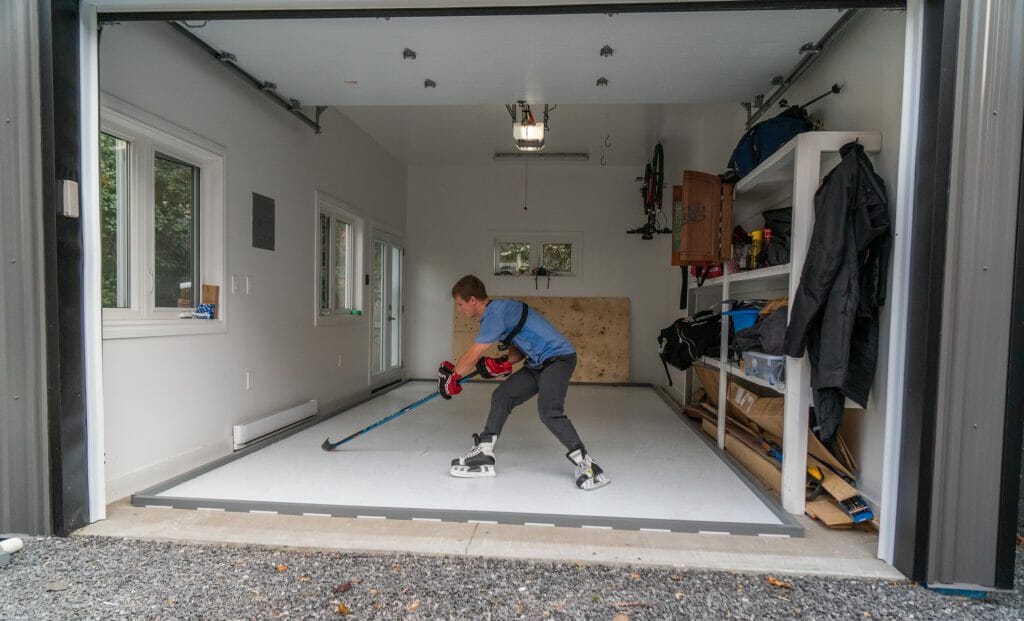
[100,95,225,338]
[493,232,582,278]
[316,191,364,323]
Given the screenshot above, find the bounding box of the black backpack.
[762,207,793,266]
[658,311,721,385]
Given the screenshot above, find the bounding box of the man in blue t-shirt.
[437,274,610,491]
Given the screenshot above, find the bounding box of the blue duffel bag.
[727,106,814,179]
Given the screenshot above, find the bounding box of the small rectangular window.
[319,213,331,312]
[100,132,131,308]
[100,95,226,338]
[316,191,363,321]
[333,218,350,311]
[496,242,531,275]
[542,243,572,273]
[493,233,582,278]
[153,153,199,309]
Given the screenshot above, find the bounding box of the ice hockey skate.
[567,448,610,490]
[450,433,497,478]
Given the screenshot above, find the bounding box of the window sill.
[103,318,227,339]
[492,273,577,278]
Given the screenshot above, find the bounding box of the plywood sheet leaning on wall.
[453,297,630,383]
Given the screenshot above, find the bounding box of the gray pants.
[481,354,584,452]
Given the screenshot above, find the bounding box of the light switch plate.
[61,180,80,218]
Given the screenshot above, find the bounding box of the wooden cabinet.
[671,171,734,266]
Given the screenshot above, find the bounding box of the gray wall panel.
[0,0,50,535]
[929,0,1024,589]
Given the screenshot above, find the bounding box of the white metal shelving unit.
[689,131,882,515]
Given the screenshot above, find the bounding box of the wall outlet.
[337,353,343,367]
[230,274,238,294]
[245,275,253,295]
[245,371,253,390]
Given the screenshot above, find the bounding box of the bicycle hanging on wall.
[627,142,671,240]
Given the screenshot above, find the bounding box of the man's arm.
[505,347,524,364]
[453,342,493,377]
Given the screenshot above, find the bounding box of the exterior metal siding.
[928,0,1024,589]
[0,0,51,535]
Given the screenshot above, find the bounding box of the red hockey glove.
[476,355,513,379]
[437,361,463,399]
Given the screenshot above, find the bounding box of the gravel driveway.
[1,536,1022,620]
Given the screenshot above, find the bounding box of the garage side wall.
[98,22,406,503]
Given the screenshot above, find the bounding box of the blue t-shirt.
[476,299,575,368]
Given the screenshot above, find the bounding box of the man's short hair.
[452,274,487,300]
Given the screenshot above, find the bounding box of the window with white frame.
[316,191,363,322]
[100,96,225,338]
[493,232,581,277]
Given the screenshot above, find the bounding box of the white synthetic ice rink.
[155,382,787,532]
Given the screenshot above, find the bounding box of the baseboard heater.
[232,399,318,451]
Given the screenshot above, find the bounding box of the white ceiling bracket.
[742,8,861,128]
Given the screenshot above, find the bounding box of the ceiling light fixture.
[505,101,555,152]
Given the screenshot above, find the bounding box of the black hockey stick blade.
[322,371,481,451]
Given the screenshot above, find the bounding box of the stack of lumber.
[689,366,877,530]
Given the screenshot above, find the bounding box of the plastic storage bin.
[742,351,786,387]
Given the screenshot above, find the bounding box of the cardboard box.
[699,413,867,529]
[201,284,220,319]
[693,366,853,478]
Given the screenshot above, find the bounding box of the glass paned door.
[370,232,404,389]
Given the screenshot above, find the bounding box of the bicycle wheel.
[640,162,653,214]
[648,142,664,211]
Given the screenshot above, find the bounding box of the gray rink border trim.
[651,386,803,537]
[132,382,803,538]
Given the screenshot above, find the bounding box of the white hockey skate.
[567,448,610,490]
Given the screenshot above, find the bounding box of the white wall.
[404,104,743,384]
[99,22,406,502]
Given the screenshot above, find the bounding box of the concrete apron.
[79,500,904,580]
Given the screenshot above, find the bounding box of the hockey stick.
[321,371,481,451]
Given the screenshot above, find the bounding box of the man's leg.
[535,356,584,450]
[481,366,538,440]
[537,356,610,490]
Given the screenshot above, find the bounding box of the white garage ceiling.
[148,10,841,106]
[94,2,851,163]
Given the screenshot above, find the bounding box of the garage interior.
[84,3,909,576]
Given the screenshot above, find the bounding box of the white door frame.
[80,4,107,521]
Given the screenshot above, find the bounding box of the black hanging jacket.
[784,141,891,441]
